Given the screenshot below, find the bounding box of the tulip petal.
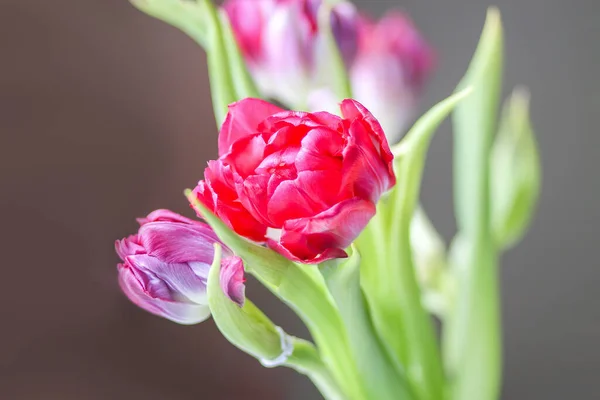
[350,51,415,141]
[268,179,323,227]
[261,3,313,105]
[137,209,198,226]
[219,256,246,307]
[126,254,209,305]
[263,125,306,155]
[195,163,268,242]
[219,98,284,156]
[267,239,347,264]
[295,169,342,208]
[224,133,267,178]
[271,198,376,263]
[115,234,144,260]
[296,127,345,172]
[118,264,211,325]
[138,221,219,264]
[342,119,393,202]
[236,173,272,226]
[340,99,391,158]
[222,0,269,62]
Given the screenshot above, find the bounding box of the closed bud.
[115,209,245,324]
[491,88,541,249]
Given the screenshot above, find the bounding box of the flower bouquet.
[115,1,541,399]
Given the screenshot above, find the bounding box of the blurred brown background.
[0,0,598,399]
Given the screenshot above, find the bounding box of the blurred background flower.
[224,0,434,143]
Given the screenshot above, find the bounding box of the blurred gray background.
[0,0,597,399]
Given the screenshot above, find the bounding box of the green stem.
[388,143,445,400]
[287,339,346,400]
[199,0,236,127]
[444,8,503,400]
[358,89,472,400]
[444,239,500,400]
[272,264,369,400]
[322,249,416,400]
[188,194,367,400]
[217,9,260,99]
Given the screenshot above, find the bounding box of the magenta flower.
[223,0,359,107]
[115,209,245,324]
[225,0,434,142]
[350,12,435,141]
[192,98,395,264]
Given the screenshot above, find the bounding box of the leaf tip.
[486,6,502,27]
[212,242,223,268]
[512,86,531,109]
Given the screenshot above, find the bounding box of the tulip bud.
[350,12,435,143]
[491,88,541,249]
[115,209,245,324]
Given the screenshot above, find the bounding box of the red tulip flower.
[192,98,395,263]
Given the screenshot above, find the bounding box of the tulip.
[223,0,359,107]
[115,209,245,324]
[192,98,395,264]
[224,0,433,143]
[350,12,435,143]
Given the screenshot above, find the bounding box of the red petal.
[192,164,267,243]
[236,174,272,226]
[342,119,393,202]
[219,98,283,156]
[270,198,376,263]
[340,99,392,160]
[223,133,267,178]
[296,127,345,172]
[267,180,321,227]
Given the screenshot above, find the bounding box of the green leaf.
[322,246,415,400]
[130,0,209,47]
[130,0,250,127]
[357,87,472,400]
[188,191,367,400]
[452,7,503,237]
[207,244,345,400]
[444,7,504,400]
[276,264,368,400]
[207,243,284,360]
[491,88,541,250]
[197,0,237,126]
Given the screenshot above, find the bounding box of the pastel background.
[1,0,597,399]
